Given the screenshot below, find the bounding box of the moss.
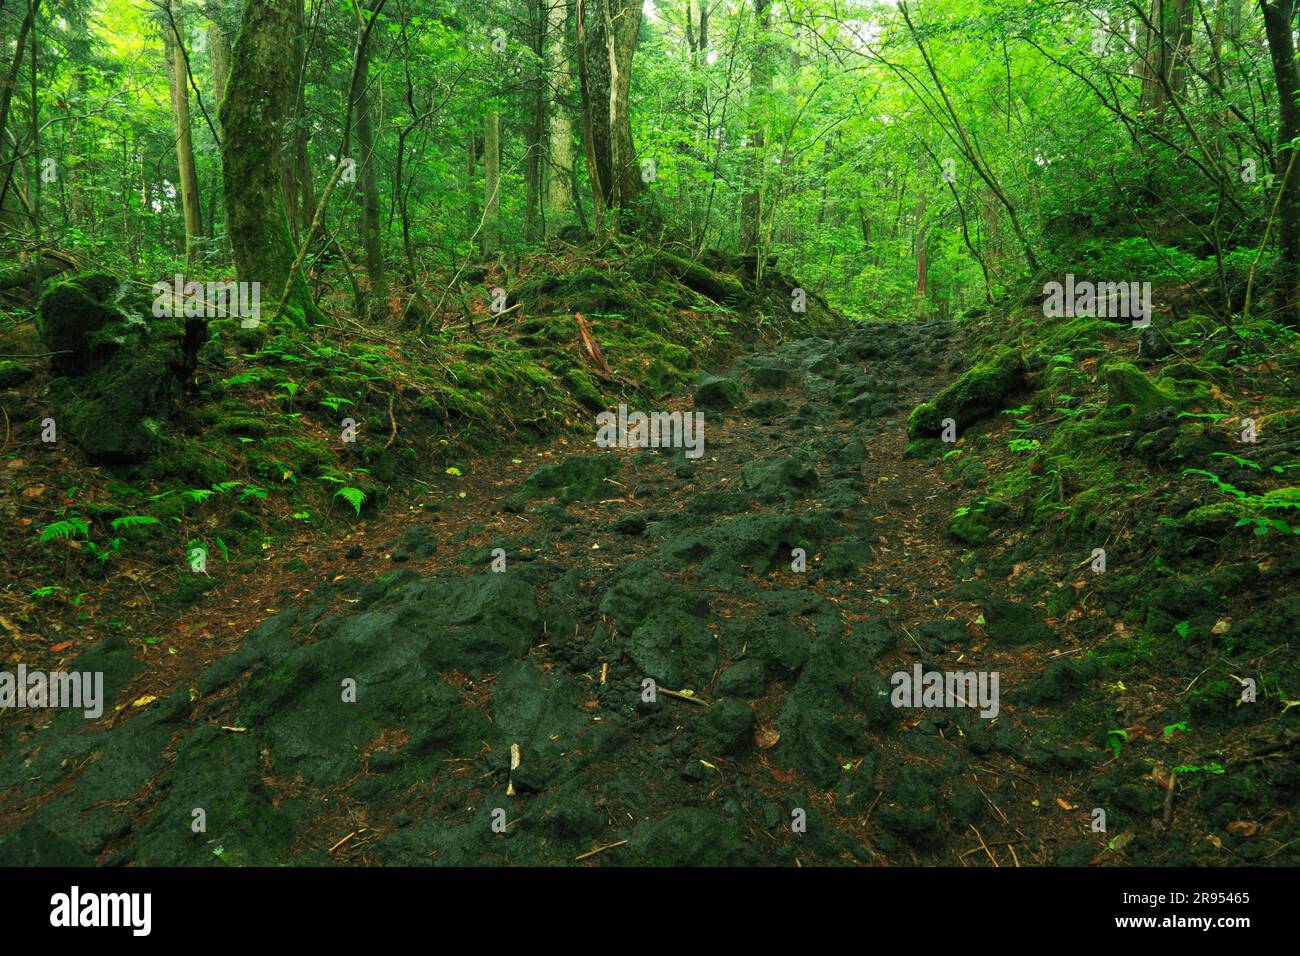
[1155,374,1212,404]
[219,417,270,438]
[944,498,1010,545]
[903,437,946,461]
[907,347,1026,437]
[562,367,605,411]
[0,360,34,388]
[1179,500,1249,534]
[1042,316,1115,352]
[1104,362,1178,415]
[652,251,746,304]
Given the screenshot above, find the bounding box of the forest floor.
[4,291,1295,866]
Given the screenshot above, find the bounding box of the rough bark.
[220,0,322,324]
[740,0,771,254]
[481,111,501,254]
[1261,0,1300,325]
[162,0,204,262]
[353,2,386,304]
[580,0,642,218]
[544,0,575,226]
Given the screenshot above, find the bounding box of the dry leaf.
[1056,798,1074,811]
[1226,820,1258,837]
[131,695,157,708]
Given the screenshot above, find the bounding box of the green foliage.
[335,487,367,515]
[39,517,90,543]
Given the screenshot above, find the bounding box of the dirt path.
[0,318,1122,866]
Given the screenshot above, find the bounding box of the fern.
[110,515,161,531]
[39,517,90,542]
[181,488,215,505]
[335,487,367,515]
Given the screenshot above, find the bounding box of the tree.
[544,0,576,229]
[160,0,204,263]
[740,0,771,255]
[352,0,387,305]
[219,0,322,324]
[579,0,643,224]
[1260,0,1300,325]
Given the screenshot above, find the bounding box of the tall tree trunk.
[220,0,322,324]
[914,186,928,306]
[0,0,37,231]
[162,0,204,263]
[580,0,642,223]
[481,111,501,254]
[544,0,575,229]
[741,0,771,255]
[28,0,39,239]
[207,19,231,250]
[208,21,231,136]
[1261,0,1300,325]
[574,0,605,235]
[466,131,480,230]
[524,0,544,240]
[353,2,386,305]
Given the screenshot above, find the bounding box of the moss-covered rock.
[1104,362,1178,416]
[0,360,33,388]
[37,271,207,463]
[693,374,745,408]
[907,347,1025,437]
[500,454,620,512]
[35,272,126,375]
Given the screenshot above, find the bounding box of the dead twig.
[574,839,627,861]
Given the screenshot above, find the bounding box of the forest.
[0,0,1297,874]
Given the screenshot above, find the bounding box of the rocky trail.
[0,318,1196,866]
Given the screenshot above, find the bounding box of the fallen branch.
[575,839,627,861]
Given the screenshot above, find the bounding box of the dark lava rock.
[0,360,33,388]
[907,347,1025,438]
[693,373,745,409]
[694,699,756,756]
[628,809,766,866]
[983,596,1054,645]
[500,454,619,512]
[716,659,767,697]
[36,272,207,462]
[748,364,793,389]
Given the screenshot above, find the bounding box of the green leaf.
[335,487,367,515]
[39,517,90,542]
[109,515,161,531]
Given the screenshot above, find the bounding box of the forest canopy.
[2,0,1296,322]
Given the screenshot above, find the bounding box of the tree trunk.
[1261,0,1300,325]
[914,184,928,300]
[353,4,386,305]
[208,22,231,135]
[580,0,642,221]
[220,0,322,324]
[544,0,575,228]
[575,0,605,235]
[481,111,501,254]
[162,0,204,263]
[740,0,771,255]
